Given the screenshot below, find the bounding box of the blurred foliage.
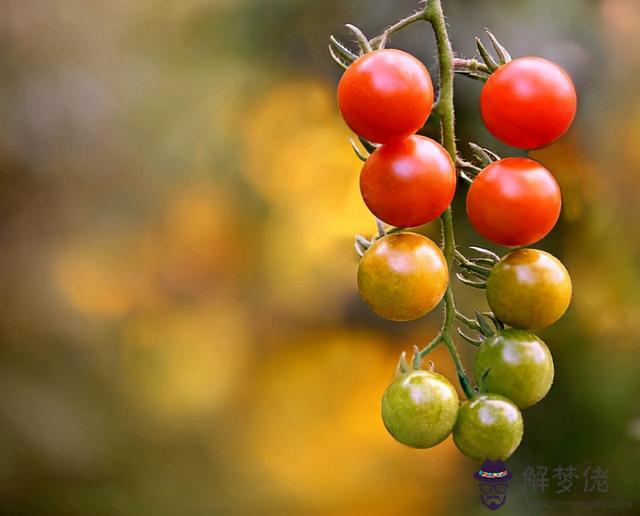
[0,0,639,514]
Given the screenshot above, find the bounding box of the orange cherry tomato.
[357,233,448,321]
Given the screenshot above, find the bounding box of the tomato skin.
[358,233,448,321]
[381,370,459,448]
[487,249,572,329]
[473,329,554,408]
[481,57,577,149]
[466,158,561,247]
[338,49,434,144]
[361,136,456,227]
[453,394,523,461]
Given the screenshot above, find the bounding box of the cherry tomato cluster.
[334,12,576,462]
[379,245,571,461]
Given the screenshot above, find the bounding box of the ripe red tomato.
[466,157,561,246]
[338,49,434,144]
[360,135,456,227]
[358,233,448,321]
[480,57,577,149]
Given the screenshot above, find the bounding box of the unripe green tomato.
[473,329,554,408]
[358,233,448,321]
[486,248,571,329]
[381,370,459,448]
[453,393,523,461]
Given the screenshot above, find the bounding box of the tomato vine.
[329,0,575,460]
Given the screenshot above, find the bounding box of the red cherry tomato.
[466,157,561,246]
[338,49,434,144]
[360,135,456,227]
[480,57,577,149]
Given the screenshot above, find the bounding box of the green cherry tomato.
[453,394,523,461]
[474,329,554,408]
[486,249,572,329]
[358,233,448,321]
[381,370,459,448]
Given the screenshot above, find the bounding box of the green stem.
[455,249,492,277]
[416,0,474,400]
[453,57,491,74]
[413,334,442,369]
[425,0,455,156]
[455,310,481,331]
[369,10,428,48]
[443,332,475,399]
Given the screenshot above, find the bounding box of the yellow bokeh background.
[1,0,640,514]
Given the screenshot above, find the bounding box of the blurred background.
[0,0,639,514]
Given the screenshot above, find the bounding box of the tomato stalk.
[453,57,491,80]
[369,10,428,50]
[455,311,482,331]
[405,0,473,399]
